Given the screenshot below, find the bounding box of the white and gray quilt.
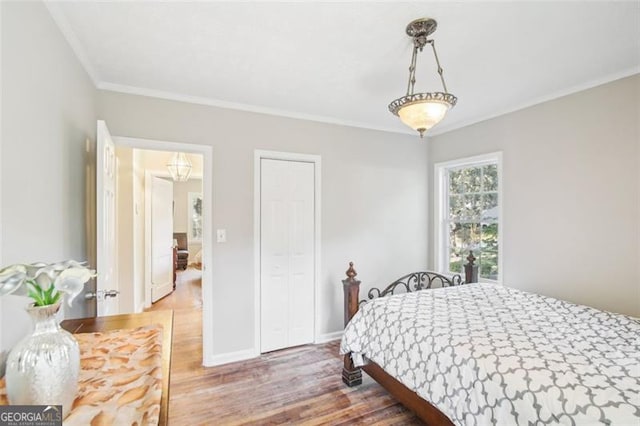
[340,283,640,425]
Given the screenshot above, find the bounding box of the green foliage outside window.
[447,164,499,280]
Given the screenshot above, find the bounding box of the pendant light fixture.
[167,152,192,182]
[388,18,457,137]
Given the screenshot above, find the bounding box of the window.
[188,192,203,242]
[434,153,502,282]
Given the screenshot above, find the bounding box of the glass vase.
[5,301,80,418]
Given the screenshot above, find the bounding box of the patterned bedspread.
[340,283,640,425]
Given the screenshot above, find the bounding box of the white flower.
[32,260,86,282]
[0,264,28,296]
[0,261,95,306]
[54,267,96,306]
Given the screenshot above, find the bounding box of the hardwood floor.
[148,268,421,425]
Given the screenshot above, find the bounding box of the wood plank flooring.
[148,268,421,425]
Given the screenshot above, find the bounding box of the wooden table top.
[61,310,174,426]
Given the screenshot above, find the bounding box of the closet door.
[260,159,314,353]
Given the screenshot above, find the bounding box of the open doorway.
[97,127,213,366]
[113,147,204,311]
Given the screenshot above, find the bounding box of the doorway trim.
[253,150,322,356]
[114,136,214,366]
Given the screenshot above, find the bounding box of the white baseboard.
[204,348,258,367]
[203,333,343,367]
[135,301,145,314]
[316,330,343,344]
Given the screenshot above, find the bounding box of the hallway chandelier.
[167,152,192,182]
[389,18,457,137]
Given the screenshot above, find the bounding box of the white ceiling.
[46,1,640,136]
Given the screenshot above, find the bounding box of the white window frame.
[434,152,503,283]
[187,191,203,243]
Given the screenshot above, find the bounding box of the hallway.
[148,267,202,311]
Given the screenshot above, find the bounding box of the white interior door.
[260,159,314,353]
[151,176,174,302]
[96,120,120,316]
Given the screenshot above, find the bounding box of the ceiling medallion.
[388,18,457,137]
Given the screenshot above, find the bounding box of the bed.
[190,248,203,270]
[339,259,640,425]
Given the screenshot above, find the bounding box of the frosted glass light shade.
[397,100,450,137]
[167,152,192,182]
[389,92,457,137]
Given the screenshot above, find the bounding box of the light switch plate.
[216,229,226,243]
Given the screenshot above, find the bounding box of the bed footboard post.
[342,262,362,387]
[343,262,360,326]
[464,251,479,283]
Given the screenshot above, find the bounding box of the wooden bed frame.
[341,254,478,425]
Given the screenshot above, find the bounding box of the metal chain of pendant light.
[388,18,457,137]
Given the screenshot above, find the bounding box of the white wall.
[97,90,429,354]
[173,179,203,259]
[429,74,640,317]
[0,0,4,366]
[1,1,96,350]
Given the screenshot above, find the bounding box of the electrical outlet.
[216,229,226,243]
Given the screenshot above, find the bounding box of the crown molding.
[429,67,640,137]
[99,67,640,140]
[97,82,411,136]
[44,0,100,86]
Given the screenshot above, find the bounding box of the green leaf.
[25,279,59,306]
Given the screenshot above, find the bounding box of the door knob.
[104,290,119,298]
[85,289,120,300]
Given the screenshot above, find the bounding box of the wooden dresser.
[61,310,174,426]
